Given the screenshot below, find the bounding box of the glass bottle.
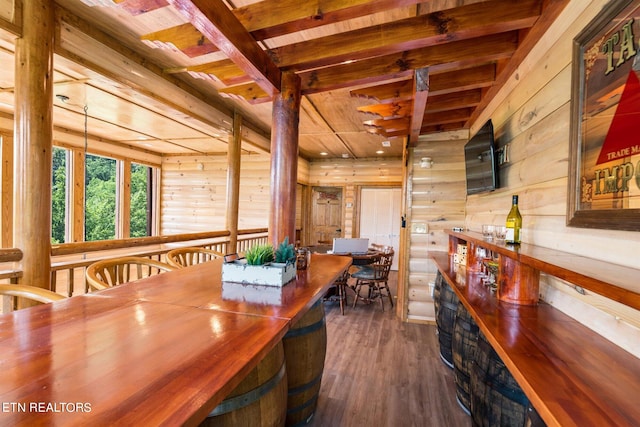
[505,195,522,244]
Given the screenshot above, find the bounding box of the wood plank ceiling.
[0,0,569,160]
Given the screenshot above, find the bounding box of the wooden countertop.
[0,254,352,426]
[98,253,352,325]
[431,251,640,427]
[0,295,288,426]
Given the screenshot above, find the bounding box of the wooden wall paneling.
[0,0,20,35]
[464,0,640,356]
[471,0,609,136]
[238,154,271,230]
[405,137,466,322]
[540,273,640,357]
[1,132,12,247]
[307,158,403,185]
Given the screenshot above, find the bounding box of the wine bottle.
[505,195,522,244]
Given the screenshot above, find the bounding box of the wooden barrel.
[282,299,327,426]
[433,270,444,319]
[452,300,479,415]
[471,332,530,427]
[202,340,287,426]
[436,278,458,368]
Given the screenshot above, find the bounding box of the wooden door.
[311,187,342,245]
[359,187,401,270]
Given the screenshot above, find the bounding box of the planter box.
[221,259,297,287]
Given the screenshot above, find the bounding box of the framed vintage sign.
[568,0,640,231]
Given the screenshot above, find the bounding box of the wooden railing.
[0,248,23,283]
[50,228,269,296]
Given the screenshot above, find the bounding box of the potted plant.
[221,237,297,287]
[273,237,296,266]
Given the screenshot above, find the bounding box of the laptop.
[332,238,369,255]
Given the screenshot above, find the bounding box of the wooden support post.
[1,133,13,248]
[226,111,242,253]
[117,159,131,238]
[13,0,55,296]
[269,72,300,247]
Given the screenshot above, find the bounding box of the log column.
[13,0,55,293]
[269,72,300,246]
[226,111,242,253]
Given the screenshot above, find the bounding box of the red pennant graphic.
[596,70,640,164]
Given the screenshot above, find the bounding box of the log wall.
[161,154,312,235]
[461,0,640,355]
[307,158,403,239]
[405,132,467,322]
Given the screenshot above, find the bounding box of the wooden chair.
[85,256,175,291]
[324,269,350,315]
[350,248,394,311]
[0,284,65,312]
[165,247,223,269]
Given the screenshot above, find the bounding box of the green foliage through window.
[85,155,116,241]
[51,148,67,244]
[130,163,151,237]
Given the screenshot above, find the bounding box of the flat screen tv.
[464,119,499,195]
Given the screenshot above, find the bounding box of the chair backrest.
[0,284,65,312]
[165,247,223,269]
[86,256,175,291]
[373,248,394,281]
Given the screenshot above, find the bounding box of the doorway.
[310,187,343,246]
[359,187,401,270]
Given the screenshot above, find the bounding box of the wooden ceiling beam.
[357,101,412,119]
[141,23,217,58]
[350,79,413,103]
[186,60,250,86]
[465,0,571,128]
[363,117,410,132]
[424,89,482,113]
[298,31,518,94]
[270,0,541,71]
[421,108,472,126]
[167,0,281,96]
[236,0,425,40]
[410,67,429,145]
[218,83,270,104]
[420,122,467,134]
[428,63,496,96]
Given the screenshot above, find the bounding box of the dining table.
[0,253,352,426]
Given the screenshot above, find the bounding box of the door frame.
[353,183,402,239]
[307,185,345,246]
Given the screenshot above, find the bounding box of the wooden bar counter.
[0,254,351,426]
[98,253,352,324]
[432,231,640,427]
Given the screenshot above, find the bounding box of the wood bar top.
[0,254,351,425]
[446,230,640,310]
[432,251,640,427]
[98,253,352,325]
[0,294,288,426]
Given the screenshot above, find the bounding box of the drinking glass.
[482,224,495,240]
[494,225,507,241]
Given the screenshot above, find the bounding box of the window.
[85,154,116,241]
[130,162,152,237]
[51,147,67,244]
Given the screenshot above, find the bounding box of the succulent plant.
[244,244,274,265]
[274,236,295,263]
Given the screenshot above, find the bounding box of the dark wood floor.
[312,272,471,427]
